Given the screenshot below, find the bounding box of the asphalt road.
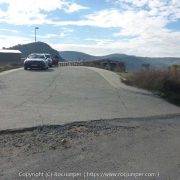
[0,66,179,130]
[1,116,180,180]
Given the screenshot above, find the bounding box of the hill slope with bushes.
[7,42,62,59]
[60,51,180,71]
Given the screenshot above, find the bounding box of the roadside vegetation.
[82,60,180,106]
[122,68,180,106]
[0,64,21,73]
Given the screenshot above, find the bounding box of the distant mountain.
[7,42,62,59]
[59,51,98,61]
[60,51,180,71]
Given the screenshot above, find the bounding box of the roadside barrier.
[59,61,83,66]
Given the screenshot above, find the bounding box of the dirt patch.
[0,119,141,157]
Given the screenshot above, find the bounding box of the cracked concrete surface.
[0,66,179,130]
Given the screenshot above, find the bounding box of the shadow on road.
[27,68,55,72]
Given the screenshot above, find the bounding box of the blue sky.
[0,0,180,57]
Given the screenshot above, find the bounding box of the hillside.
[7,42,62,59]
[59,51,98,61]
[60,51,180,71]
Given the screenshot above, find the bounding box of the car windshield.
[28,54,45,59]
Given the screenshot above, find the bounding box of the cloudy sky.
[0,0,180,57]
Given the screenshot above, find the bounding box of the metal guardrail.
[58,61,126,72]
[59,61,83,66]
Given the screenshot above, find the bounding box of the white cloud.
[64,3,88,13]
[37,27,74,40]
[85,38,114,46]
[0,0,88,25]
[53,31,180,57]
[0,28,18,33]
[0,0,180,57]
[51,0,180,57]
[0,34,31,48]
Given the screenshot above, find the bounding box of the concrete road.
[0,66,179,130]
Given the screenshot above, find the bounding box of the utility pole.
[34,27,39,42]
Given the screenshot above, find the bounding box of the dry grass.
[124,69,180,105]
[0,64,21,73]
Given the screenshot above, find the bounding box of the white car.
[24,53,49,70]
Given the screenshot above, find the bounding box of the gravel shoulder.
[0,115,180,180]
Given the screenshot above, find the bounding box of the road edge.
[1,113,180,135]
[0,67,23,76]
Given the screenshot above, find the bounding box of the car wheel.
[24,66,28,70]
[42,67,48,70]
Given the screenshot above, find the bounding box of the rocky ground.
[0,115,180,180]
[0,118,140,156]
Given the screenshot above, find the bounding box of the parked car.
[44,54,53,67]
[24,53,49,70]
[52,55,59,66]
